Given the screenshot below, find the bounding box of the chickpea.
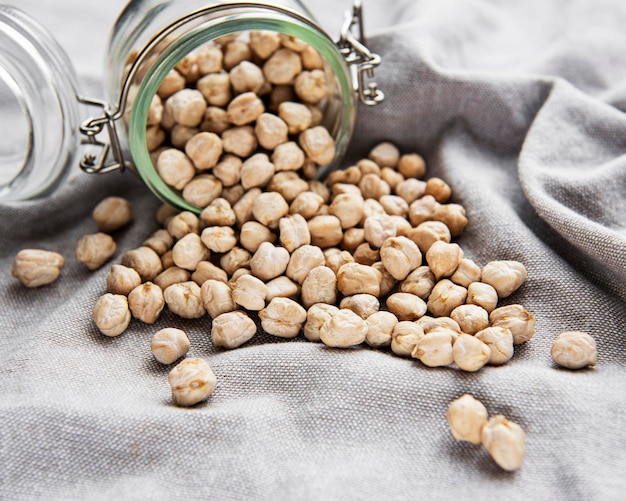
[368,141,400,168]
[197,72,231,107]
[329,193,365,229]
[319,308,368,348]
[359,173,391,200]
[196,42,223,73]
[167,211,200,239]
[420,316,462,337]
[92,196,133,233]
[489,304,536,344]
[386,293,428,321]
[425,177,452,203]
[342,228,365,253]
[400,266,436,300]
[363,214,397,249]
[337,262,382,297]
[212,154,242,188]
[286,244,325,284]
[106,264,142,296]
[266,276,301,302]
[172,233,210,271]
[406,221,451,254]
[155,267,191,291]
[446,394,488,445]
[301,44,324,70]
[267,171,309,203]
[146,125,165,151]
[239,221,277,253]
[128,282,165,324]
[252,191,289,229]
[427,279,468,317]
[272,141,305,171]
[168,358,217,407]
[277,213,310,252]
[255,113,289,150]
[155,203,179,227]
[475,326,514,365]
[143,229,174,256]
[201,106,230,134]
[212,311,257,349]
[241,153,275,190]
[156,148,195,190]
[120,246,163,282]
[92,293,131,337]
[551,331,597,369]
[75,233,116,271]
[481,415,525,472]
[150,328,190,365]
[191,260,227,285]
[200,198,236,227]
[299,126,336,165]
[220,247,251,276]
[229,60,265,94]
[412,329,454,367]
[223,40,252,70]
[250,242,290,281]
[397,153,426,179]
[308,215,343,248]
[433,203,468,237]
[166,88,207,127]
[279,34,308,52]
[372,261,397,297]
[395,178,426,204]
[466,282,499,313]
[231,273,268,311]
[380,168,404,190]
[249,31,281,59]
[426,241,463,280]
[226,92,265,126]
[263,48,302,84]
[269,84,296,111]
[233,188,262,227]
[365,311,398,348]
[408,195,440,226]
[481,260,528,298]
[352,240,376,264]
[453,334,491,372]
[200,226,237,254]
[157,69,185,99]
[163,281,206,319]
[391,321,425,357]
[380,236,422,281]
[278,101,312,134]
[324,248,355,275]
[294,69,327,104]
[200,279,236,319]
[339,293,379,320]
[450,258,481,288]
[182,174,223,208]
[260,297,307,338]
[222,184,246,206]
[450,304,489,335]
[184,132,223,171]
[304,303,338,342]
[327,166,361,186]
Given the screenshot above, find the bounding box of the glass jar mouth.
[0,5,80,201]
[127,6,355,213]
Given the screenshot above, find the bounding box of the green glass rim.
[129,9,355,213]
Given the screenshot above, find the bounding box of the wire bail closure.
[337,0,384,106]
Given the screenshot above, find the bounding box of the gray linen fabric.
[2,0,625,499]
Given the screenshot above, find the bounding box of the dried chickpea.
[304,303,338,342]
[191,260,227,285]
[143,229,174,256]
[466,282,499,313]
[202,106,231,134]
[489,304,536,344]
[196,42,223,73]
[263,48,302,84]
[278,213,310,252]
[92,196,133,233]
[450,258,481,288]
[146,125,165,151]
[412,329,454,367]
[475,326,514,365]
[212,155,242,188]
[241,153,275,190]
[446,394,488,444]
[168,358,217,407]
[450,304,489,335]
[308,180,330,203]
[329,193,364,230]
[427,279,468,317]
[397,153,426,179]
[400,266,436,300]
[380,236,422,281]
[420,316,462,337]
[200,198,236,227]
[157,69,185,99]
[200,279,236,319]
[365,311,398,348]
[279,34,308,52]
[301,263,338,306]
[551,331,597,369]
[266,276,300,301]
[120,246,163,282]
[272,141,305,171]
[286,244,325,284]
[150,328,190,365]
[324,248,355,275]
[356,158,381,176]
[75,233,116,271]
[372,262,397,296]
[337,262,382,297]
[92,293,131,337]
[308,215,343,248]
[453,334,491,372]
[327,166,361,186]
[267,171,309,203]
[481,260,527,298]
[229,267,252,284]
[395,178,426,204]
[294,69,327,104]
[250,242,290,281]
[249,31,281,59]
[106,264,142,296]
[233,188,262,227]
[252,191,289,229]
[200,226,237,254]
[163,281,206,319]
[339,293,379,320]
[481,415,525,472]
[363,214,397,249]
[332,182,361,198]
[161,251,175,270]
[342,228,365,253]
[223,40,252,70]
[260,297,307,338]
[319,308,368,348]
[368,141,400,168]
[220,247,251,276]
[255,113,289,150]
[229,60,265,94]
[155,267,191,291]
[166,88,207,127]
[197,72,231,106]
[185,132,223,170]
[237,221,274,253]
[182,174,223,208]
[299,126,336,165]
[353,242,379,266]
[390,321,424,357]
[231,274,268,311]
[380,167,404,190]
[359,173,391,200]
[212,311,257,349]
[155,203,179,227]
[172,233,210,271]
[386,293,428,322]
[128,282,165,324]
[278,101,312,134]
[408,195,440,226]
[425,177,452,203]
[227,92,265,125]
[222,184,245,206]
[433,203,468,237]
[167,211,200,239]
[156,149,195,190]
[426,241,463,280]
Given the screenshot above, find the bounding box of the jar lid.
[0,5,80,201]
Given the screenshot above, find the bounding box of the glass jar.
[0,1,383,210]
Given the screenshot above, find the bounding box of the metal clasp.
[77,96,129,175]
[337,0,384,106]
